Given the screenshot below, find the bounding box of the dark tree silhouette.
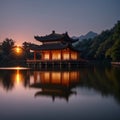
[75,21,120,61]
[2,38,15,55]
[0,38,15,66]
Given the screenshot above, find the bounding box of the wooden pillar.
[68,62,71,69]
[34,63,36,69]
[60,50,63,69]
[50,72,52,83]
[40,51,42,60]
[50,50,52,60]
[42,51,44,60]
[77,52,79,60]
[45,62,47,69]
[34,51,36,60]
[52,62,54,68]
[68,49,71,69]
[60,61,62,69]
[77,52,79,68]
[69,49,71,60]
[39,62,41,69]
[61,50,63,61]
[27,63,29,68]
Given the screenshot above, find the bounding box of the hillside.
[75,21,120,61]
[72,31,98,41]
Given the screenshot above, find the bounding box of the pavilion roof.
[29,43,68,51]
[29,43,80,52]
[34,31,78,43]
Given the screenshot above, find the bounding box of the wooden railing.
[26,59,87,63]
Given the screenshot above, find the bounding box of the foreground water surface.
[0,66,120,120]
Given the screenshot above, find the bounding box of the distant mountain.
[74,21,120,61]
[72,31,98,41]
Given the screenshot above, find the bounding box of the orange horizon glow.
[16,46,21,53]
[14,46,23,55]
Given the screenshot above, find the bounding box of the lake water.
[0,66,120,120]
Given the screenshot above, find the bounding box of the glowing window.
[52,52,61,60]
[71,52,77,60]
[44,53,49,60]
[63,53,69,60]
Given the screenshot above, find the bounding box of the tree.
[111,39,120,61]
[0,38,15,66]
[2,38,15,55]
[75,21,120,61]
[22,42,33,59]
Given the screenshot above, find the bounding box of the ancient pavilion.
[27,31,84,69]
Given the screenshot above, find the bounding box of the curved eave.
[34,35,64,42]
[34,32,79,43]
[29,43,68,51]
[63,33,79,43]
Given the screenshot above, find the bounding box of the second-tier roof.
[34,31,78,43]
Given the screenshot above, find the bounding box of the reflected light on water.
[9,67,26,85]
[11,70,22,85]
[0,67,29,85]
[0,67,29,70]
[0,67,120,120]
[30,71,80,102]
[32,71,80,87]
[16,70,20,84]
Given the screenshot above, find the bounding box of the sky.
[0,0,120,45]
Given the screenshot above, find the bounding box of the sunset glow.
[16,46,21,53]
[0,1,120,119]
[15,46,22,55]
[10,45,24,57]
[0,0,119,45]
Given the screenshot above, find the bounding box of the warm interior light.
[63,53,69,60]
[52,52,61,60]
[44,53,49,60]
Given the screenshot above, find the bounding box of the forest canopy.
[75,21,120,61]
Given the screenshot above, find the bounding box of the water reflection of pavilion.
[30,71,80,102]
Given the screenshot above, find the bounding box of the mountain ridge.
[72,31,98,41]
